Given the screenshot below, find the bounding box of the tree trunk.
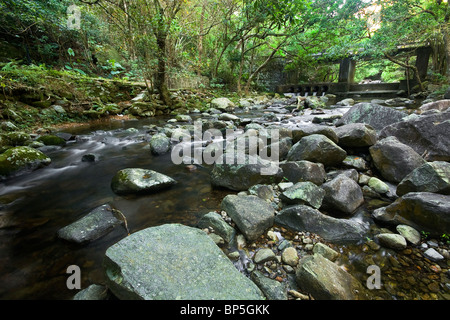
[155,34,172,107]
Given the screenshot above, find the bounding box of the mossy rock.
[0,146,51,180]
[37,135,67,146]
[1,132,32,147]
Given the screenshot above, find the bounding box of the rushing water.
[1,97,434,300]
[0,117,235,299]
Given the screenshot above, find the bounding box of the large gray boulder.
[321,174,364,215]
[150,133,170,155]
[57,204,124,244]
[111,168,176,195]
[274,205,368,242]
[279,160,326,185]
[296,254,369,300]
[397,161,450,196]
[103,224,264,300]
[286,134,347,168]
[378,110,450,161]
[334,123,377,148]
[335,102,407,131]
[372,192,450,236]
[369,136,426,183]
[210,97,235,111]
[221,195,275,241]
[210,153,283,191]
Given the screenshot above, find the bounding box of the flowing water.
[1,97,442,300]
[0,117,234,299]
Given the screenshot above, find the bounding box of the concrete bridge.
[275,45,432,98]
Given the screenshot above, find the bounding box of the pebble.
[424,248,444,262]
[254,248,277,264]
[281,247,299,266]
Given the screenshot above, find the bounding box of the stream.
[0,97,443,300]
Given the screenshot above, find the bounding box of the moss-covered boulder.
[0,146,51,180]
[37,134,67,146]
[111,168,176,195]
[1,132,32,147]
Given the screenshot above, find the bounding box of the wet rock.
[111,168,176,195]
[292,125,339,144]
[279,160,326,185]
[1,131,32,146]
[342,155,369,171]
[103,224,264,299]
[175,114,192,122]
[397,161,450,196]
[396,225,421,245]
[248,184,275,201]
[335,102,407,131]
[368,177,390,194]
[378,110,450,161]
[279,181,325,209]
[372,192,450,236]
[376,233,407,250]
[336,98,355,106]
[334,123,377,147]
[221,195,275,241]
[0,146,51,180]
[369,136,426,183]
[58,204,125,244]
[81,153,97,162]
[210,97,235,112]
[254,248,277,264]
[296,254,369,300]
[73,284,110,300]
[419,100,450,112]
[210,153,283,191]
[321,174,364,215]
[312,242,339,262]
[286,134,347,168]
[37,134,67,146]
[275,205,368,242]
[218,113,239,121]
[423,248,444,262]
[250,270,287,300]
[197,211,235,243]
[149,133,170,155]
[281,247,299,266]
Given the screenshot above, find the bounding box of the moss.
[1,132,32,146]
[36,135,66,146]
[0,146,51,178]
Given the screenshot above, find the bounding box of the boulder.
[274,205,368,242]
[312,242,339,262]
[369,136,426,183]
[103,224,264,300]
[292,125,338,144]
[221,195,275,241]
[321,174,364,215]
[286,134,347,167]
[281,247,299,266]
[253,248,277,264]
[149,133,170,155]
[334,123,377,147]
[37,134,67,146]
[378,110,450,161]
[396,225,421,245]
[372,192,450,236]
[57,204,124,244]
[419,100,450,112]
[375,233,407,250]
[0,146,51,180]
[368,177,390,194]
[296,254,369,300]
[210,97,235,111]
[196,211,235,243]
[279,160,326,185]
[335,102,407,131]
[210,153,283,191]
[250,271,287,300]
[111,168,176,195]
[279,181,325,209]
[73,284,110,300]
[396,161,450,196]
